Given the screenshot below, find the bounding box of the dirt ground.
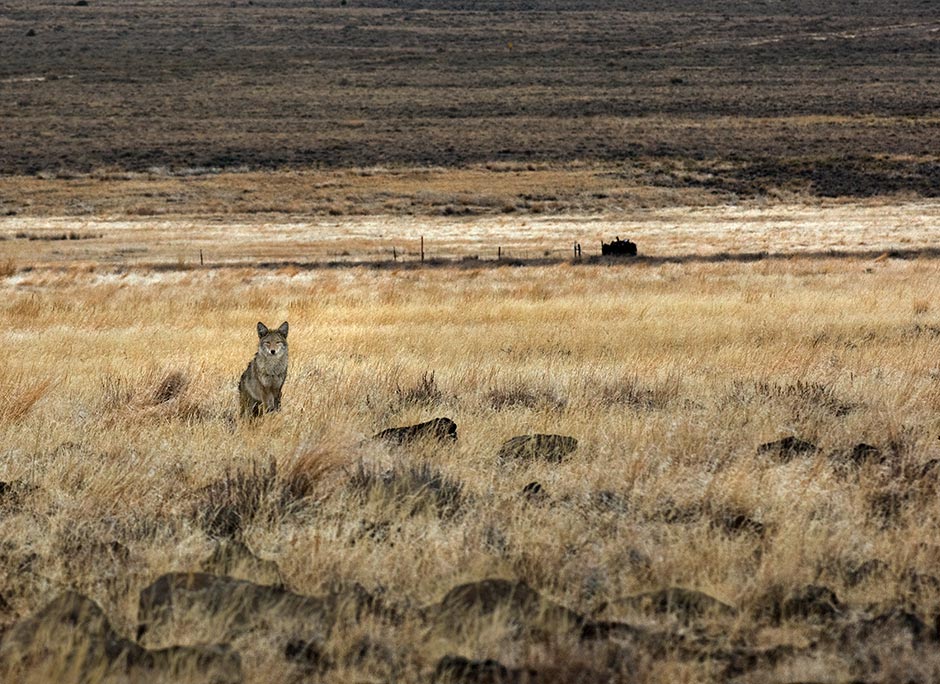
[1,0,939,198]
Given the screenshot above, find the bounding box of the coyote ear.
[257,322,268,338]
[277,321,289,337]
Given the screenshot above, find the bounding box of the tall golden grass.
[2,233,940,681]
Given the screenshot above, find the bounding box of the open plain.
[2,1,940,683]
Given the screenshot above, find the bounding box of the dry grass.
[2,212,940,682]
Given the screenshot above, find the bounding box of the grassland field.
[3,0,940,682]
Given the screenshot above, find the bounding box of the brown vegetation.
[2,248,940,681]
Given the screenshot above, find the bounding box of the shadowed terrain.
[1,0,938,198]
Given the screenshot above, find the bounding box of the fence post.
[498,246,501,260]
[199,249,204,266]
[393,246,397,261]
[420,236,424,262]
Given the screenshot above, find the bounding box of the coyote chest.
[238,321,289,418]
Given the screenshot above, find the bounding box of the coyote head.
[257,321,289,357]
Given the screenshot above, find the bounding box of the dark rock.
[757,436,818,462]
[711,507,765,538]
[831,442,886,469]
[25,28,36,37]
[497,434,578,463]
[284,638,329,672]
[373,417,457,444]
[430,578,637,642]
[137,573,378,647]
[521,481,547,502]
[611,587,736,624]
[433,579,582,635]
[841,608,930,647]
[753,585,842,624]
[202,539,283,587]
[843,558,889,587]
[0,592,241,683]
[850,442,884,464]
[75,0,89,5]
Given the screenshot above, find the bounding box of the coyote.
[238,321,289,418]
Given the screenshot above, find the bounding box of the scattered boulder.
[521,481,547,502]
[430,578,637,642]
[0,592,241,684]
[830,442,885,469]
[25,28,36,37]
[841,608,932,648]
[202,539,284,587]
[432,578,582,636]
[757,436,818,463]
[137,573,378,647]
[373,417,457,444]
[283,638,329,673]
[753,585,843,624]
[611,587,736,624]
[75,0,89,5]
[497,434,578,463]
[849,442,884,465]
[710,507,765,538]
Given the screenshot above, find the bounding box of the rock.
[611,587,736,623]
[373,417,457,444]
[202,539,283,587]
[430,578,637,642]
[830,442,886,470]
[497,434,578,463]
[753,585,842,624]
[284,638,329,672]
[137,573,378,647]
[849,442,884,465]
[841,608,930,647]
[757,436,818,462]
[432,578,581,635]
[0,592,241,684]
[75,0,89,5]
[521,481,547,502]
[711,507,765,538]
[25,28,36,37]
